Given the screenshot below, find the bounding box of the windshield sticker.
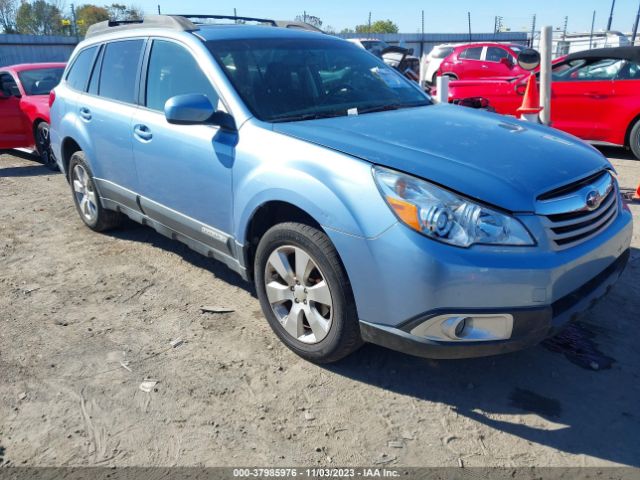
[371,67,405,89]
[347,108,359,116]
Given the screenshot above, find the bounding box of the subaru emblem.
[585,190,602,211]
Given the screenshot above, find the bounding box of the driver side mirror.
[517,49,541,71]
[164,94,236,131]
[500,57,514,68]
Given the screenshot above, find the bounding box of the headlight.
[373,166,535,247]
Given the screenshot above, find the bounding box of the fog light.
[410,313,514,342]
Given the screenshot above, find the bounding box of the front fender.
[233,124,397,245]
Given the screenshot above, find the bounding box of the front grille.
[537,171,619,250]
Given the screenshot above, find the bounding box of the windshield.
[207,37,430,123]
[17,67,64,95]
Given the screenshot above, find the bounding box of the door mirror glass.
[517,49,541,71]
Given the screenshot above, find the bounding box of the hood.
[273,104,610,212]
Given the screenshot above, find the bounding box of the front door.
[0,72,29,149]
[551,58,621,140]
[132,39,234,252]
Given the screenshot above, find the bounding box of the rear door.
[131,38,234,250]
[77,39,145,204]
[0,72,29,149]
[551,58,620,140]
[457,46,485,78]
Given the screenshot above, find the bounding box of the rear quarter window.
[98,39,145,104]
[66,46,98,91]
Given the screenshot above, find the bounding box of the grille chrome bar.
[536,170,619,250]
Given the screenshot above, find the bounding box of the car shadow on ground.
[0,150,58,178]
[326,246,640,467]
[106,219,254,294]
[596,146,636,161]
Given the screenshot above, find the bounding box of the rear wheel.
[68,151,122,231]
[35,121,58,171]
[254,222,362,363]
[628,120,640,160]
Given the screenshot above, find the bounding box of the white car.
[346,38,391,56]
[424,44,456,85]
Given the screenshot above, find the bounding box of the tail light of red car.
[48,89,56,108]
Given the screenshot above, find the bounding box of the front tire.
[68,151,122,231]
[35,121,58,171]
[254,222,362,364]
[628,120,640,160]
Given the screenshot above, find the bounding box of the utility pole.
[234,8,237,23]
[467,11,472,42]
[157,4,161,14]
[368,11,371,35]
[420,10,424,57]
[70,3,78,39]
[589,10,596,49]
[632,0,640,44]
[562,16,568,40]
[303,10,307,23]
[607,0,616,31]
[530,14,536,48]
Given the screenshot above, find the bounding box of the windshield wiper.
[270,111,347,123]
[357,102,429,115]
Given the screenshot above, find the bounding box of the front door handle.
[133,124,152,141]
[79,107,92,121]
[584,92,607,99]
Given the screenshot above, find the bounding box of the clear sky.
[129,0,640,34]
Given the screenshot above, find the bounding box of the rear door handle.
[133,124,153,141]
[79,107,92,121]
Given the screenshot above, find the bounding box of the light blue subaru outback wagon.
[50,15,633,363]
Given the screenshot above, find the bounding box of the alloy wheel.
[264,245,333,344]
[72,164,98,223]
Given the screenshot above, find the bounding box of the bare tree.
[0,0,18,33]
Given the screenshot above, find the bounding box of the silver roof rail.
[171,14,277,26]
[85,15,198,38]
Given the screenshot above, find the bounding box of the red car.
[436,43,530,81]
[0,62,66,169]
[445,47,640,159]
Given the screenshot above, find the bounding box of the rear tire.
[628,120,640,160]
[254,222,363,364]
[35,121,58,171]
[68,151,122,232]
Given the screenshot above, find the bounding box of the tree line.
[0,2,400,37]
[0,0,142,36]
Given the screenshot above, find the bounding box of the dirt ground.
[1,147,639,468]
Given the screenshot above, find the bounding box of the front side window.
[98,39,144,104]
[486,47,510,63]
[207,37,430,122]
[66,46,97,91]
[17,68,64,95]
[145,40,219,112]
[553,58,625,82]
[459,47,483,60]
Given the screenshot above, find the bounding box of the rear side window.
[66,46,97,91]
[459,47,483,60]
[431,47,454,59]
[145,40,219,112]
[98,39,144,104]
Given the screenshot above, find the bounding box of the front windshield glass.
[207,37,430,122]
[17,68,64,95]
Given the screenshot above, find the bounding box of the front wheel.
[628,120,640,160]
[35,122,58,171]
[254,222,363,364]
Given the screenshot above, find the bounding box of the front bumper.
[360,248,630,359]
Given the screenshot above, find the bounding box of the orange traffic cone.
[634,181,640,200]
[517,73,543,122]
